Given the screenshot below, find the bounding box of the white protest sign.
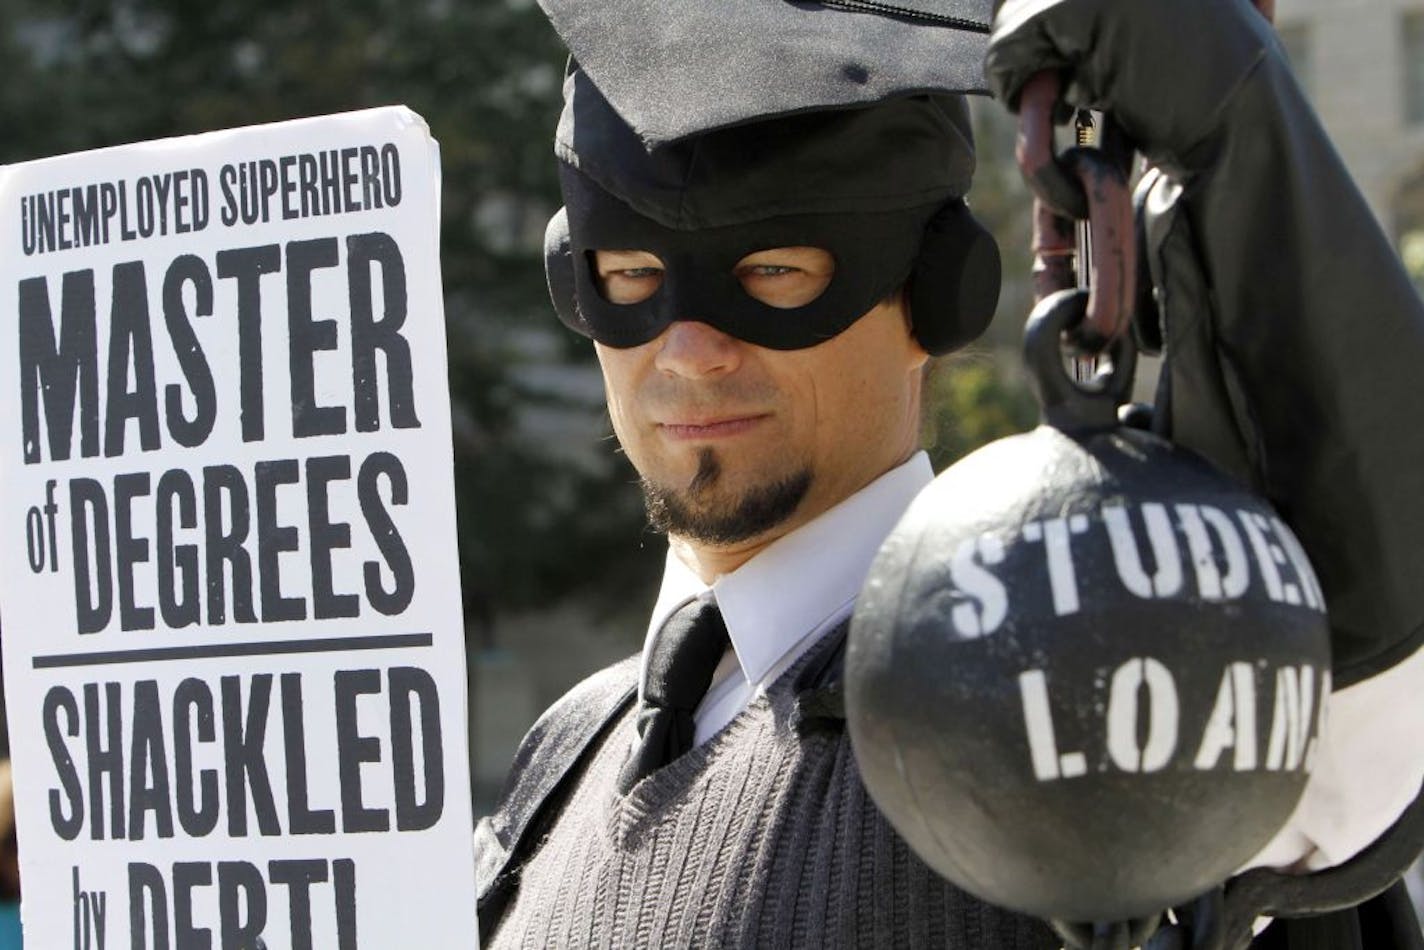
[0,107,477,949]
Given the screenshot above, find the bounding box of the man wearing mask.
[474,1,1424,946]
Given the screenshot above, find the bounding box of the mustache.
[637,377,780,417]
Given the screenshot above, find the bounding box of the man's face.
[593,246,929,553]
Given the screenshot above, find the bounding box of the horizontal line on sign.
[31,632,434,669]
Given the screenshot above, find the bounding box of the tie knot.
[643,593,729,710]
[619,593,731,793]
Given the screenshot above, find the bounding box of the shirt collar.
[641,451,934,694]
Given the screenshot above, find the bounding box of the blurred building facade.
[1277,0,1424,290]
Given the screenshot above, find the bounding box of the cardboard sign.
[0,108,477,949]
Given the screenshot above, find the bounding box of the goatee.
[642,448,812,545]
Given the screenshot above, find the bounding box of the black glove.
[986,0,1275,178]
[987,0,1424,689]
[988,6,1424,942]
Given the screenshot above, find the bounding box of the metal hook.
[1017,71,1137,354]
[1023,288,1137,433]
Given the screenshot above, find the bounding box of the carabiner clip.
[1016,71,1137,355]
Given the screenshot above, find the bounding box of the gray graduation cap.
[538,0,993,148]
[539,0,1004,355]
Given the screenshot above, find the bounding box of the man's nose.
[653,320,744,378]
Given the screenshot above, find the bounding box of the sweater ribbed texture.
[486,647,1059,949]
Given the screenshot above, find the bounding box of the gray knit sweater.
[484,641,1059,949]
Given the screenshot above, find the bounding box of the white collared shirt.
[640,451,934,747]
[636,451,1424,874]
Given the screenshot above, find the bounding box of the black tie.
[618,593,729,793]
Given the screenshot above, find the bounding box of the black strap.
[1248,881,1424,950]
[1222,783,1424,948]
[474,654,640,937]
[1359,880,1424,950]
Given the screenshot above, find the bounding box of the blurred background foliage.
[0,0,1039,635]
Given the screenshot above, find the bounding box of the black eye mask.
[553,163,941,350]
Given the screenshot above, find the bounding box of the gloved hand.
[986,0,1278,177]
[988,0,1424,689]
[987,3,1424,939]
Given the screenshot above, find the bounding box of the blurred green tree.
[967,98,1035,348]
[0,3,1040,629]
[921,354,1039,472]
[918,100,1040,472]
[0,0,663,633]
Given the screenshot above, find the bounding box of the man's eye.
[743,265,798,278]
[590,250,665,304]
[596,265,663,304]
[732,247,834,308]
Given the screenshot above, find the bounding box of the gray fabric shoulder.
[473,654,640,920]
